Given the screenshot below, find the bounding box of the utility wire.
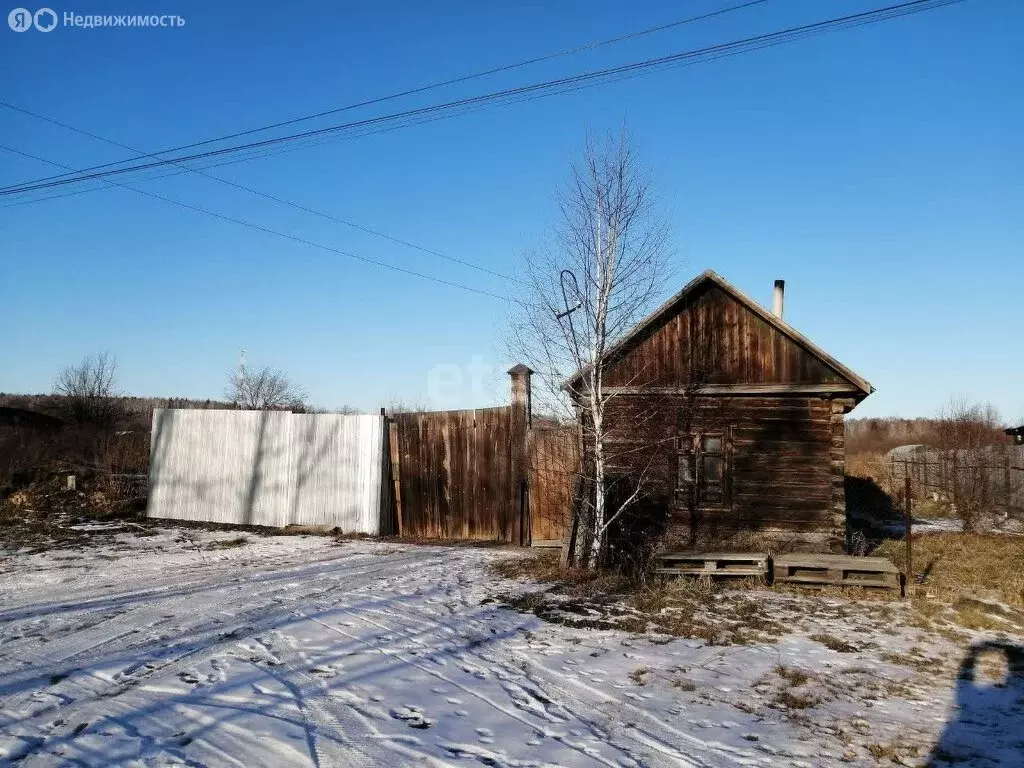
[0,101,519,283]
[5,0,770,190]
[0,144,524,305]
[0,0,963,198]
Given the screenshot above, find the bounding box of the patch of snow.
[0,529,1020,766]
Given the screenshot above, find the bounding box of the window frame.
[676,427,733,511]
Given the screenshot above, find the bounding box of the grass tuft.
[628,666,651,686]
[206,536,249,549]
[809,633,860,653]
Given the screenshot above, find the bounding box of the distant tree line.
[846,399,1009,458]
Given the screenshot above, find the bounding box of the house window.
[677,430,732,509]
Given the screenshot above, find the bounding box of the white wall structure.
[147,409,386,532]
[289,414,385,533]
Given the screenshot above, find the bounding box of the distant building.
[1006,425,1024,445]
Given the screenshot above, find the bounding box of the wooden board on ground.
[531,539,563,549]
[655,551,768,578]
[773,554,900,590]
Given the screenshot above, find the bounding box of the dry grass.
[670,676,696,691]
[206,536,249,550]
[775,665,817,687]
[846,452,894,493]
[773,689,818,710]
[874,533,1024,607]
[866,741,922,763]
[491,551,568,582]
[809,633,859,653]
[881,648,939,672]
[772,582,899,603]
[493,537,1024,644]
[491,553,785,643]
[628,666,651,686]
[951,599,1019,632]
[973,646,1011,685]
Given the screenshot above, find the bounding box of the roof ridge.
[563,269,873,395]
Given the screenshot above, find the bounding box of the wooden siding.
[602,282,846,388]
[395,407,520,540]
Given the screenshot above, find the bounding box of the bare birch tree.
[509,129,672,568]
[226,363,307,411]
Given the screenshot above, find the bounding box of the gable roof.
[563,269,873,395]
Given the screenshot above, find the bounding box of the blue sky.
[1,0,1021,421]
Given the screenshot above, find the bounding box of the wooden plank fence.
[144,366,578,544]
[394,406,518,540]
[889,445,1024,518]
[528,424,578,547]
[390,366,576,545]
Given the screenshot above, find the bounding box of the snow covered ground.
[1,527,1021,767]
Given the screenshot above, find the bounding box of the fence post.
[904,474,913,598]
[387,411,403,538]
[1005,450,1013,520]
[508,364,533,546]
[946,454,954,520]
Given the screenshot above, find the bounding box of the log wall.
[603,395,847,553]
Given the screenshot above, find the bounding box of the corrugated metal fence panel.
[289,414,384,533]
[147,408,294,527]
[147,409,385,531]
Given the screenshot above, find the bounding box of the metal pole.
[904,474,913,596]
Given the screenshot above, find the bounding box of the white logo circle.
[33,7,57,31]
[8,7,33,31]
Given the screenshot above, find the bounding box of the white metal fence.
[146,409,387,532]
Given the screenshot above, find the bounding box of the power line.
[0,143,523,305]
[6,0,770,190]
[0,101,519,283]
[0,0,964,198]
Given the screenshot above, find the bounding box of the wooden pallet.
[655,551,768,578]
[772,554,900,590]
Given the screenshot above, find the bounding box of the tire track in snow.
[347,582,758,768]
[0,552,440,752]
[8,551,430,674]
[296,607,631,768]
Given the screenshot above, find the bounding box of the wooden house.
[564,270,873,554]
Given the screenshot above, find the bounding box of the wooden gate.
[393,407,523,541]
[388,366,576,546]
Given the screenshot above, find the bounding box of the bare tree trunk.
[506,127,673,570]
